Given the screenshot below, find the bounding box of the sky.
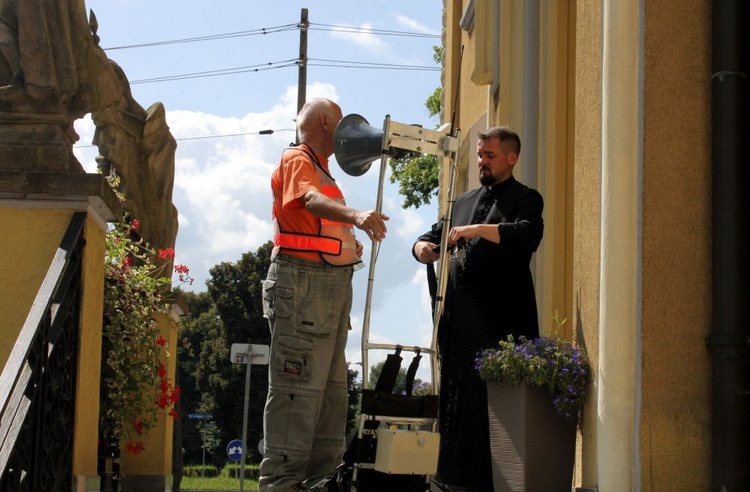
[73,1,444,385]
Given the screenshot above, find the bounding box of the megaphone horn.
[333,114,385,177]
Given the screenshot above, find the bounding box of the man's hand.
[449,224,500,246]
[354,210,389,242]
[414,240,440,263]
[304,190,389,242]
[355,240,364,258]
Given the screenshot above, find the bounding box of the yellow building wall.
[0,208,72,368]
[74,213,108,487]
[443,0,714,489]
[639,0,712,489]
[0,206,108,489]
[120,312,177,481]
[572,1,603,487]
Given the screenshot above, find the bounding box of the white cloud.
[395,14,438,35]
[329,23,389,54]
[395,206,425,239]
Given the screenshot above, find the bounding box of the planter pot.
[486,382,576,492]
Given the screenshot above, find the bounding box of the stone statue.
[0,0,179,255]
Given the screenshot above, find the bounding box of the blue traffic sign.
[227,439,244,461]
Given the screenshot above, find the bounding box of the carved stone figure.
[0,0,179,254]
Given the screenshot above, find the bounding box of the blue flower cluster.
[475,335,590,421]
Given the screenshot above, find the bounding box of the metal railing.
[0,212,86,491]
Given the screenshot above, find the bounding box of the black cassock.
[414,176,544,490]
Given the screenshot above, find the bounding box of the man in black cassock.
[412,126,544,492]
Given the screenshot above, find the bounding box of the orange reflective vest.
[273,148,361,267]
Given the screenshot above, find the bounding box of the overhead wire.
[77,20,439,145]
[130,59,300,84]
[73,128,297,149]
[109,20,440,84]
[309,23,440,39]
[103,23,300,50]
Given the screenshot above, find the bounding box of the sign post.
[230,343,269,492]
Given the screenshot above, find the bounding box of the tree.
[177,291,223,465]
[389,45,444,209]
[177,242,273,465]
[346,366,362,440]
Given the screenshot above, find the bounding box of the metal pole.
[239,347,253,491]
[360,115,391,389]
[296,8,308,144]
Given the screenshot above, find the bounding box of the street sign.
[230,344,270,365]
[188,413,213,420]
[227,439,244,461]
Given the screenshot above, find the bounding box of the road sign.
[188,413,213,420]
[230,344,270,365]
[227,439,244,461]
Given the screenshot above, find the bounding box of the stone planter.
[486,382,577,492]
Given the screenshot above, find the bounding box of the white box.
[374,429,440,475]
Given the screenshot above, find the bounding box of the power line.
[309,23,440,39]
[102,21,439,52]
[308,58,439,71]
[103,23,300,50]
[73,128,296,148]
[130,59,299,84]
[128,57,437,84]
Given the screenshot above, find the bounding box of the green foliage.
[180,464,259,491]
[177,243,273,466]
[389,44,443,209]
[100,171,185,456]
[368,360,408,394]
[347,366,362,439]
[183,465,220,478]
[433,45,444,65]
[389,153,440,209]
[367,359,427,396]
[221,463,260,479]
[475,314,590,421]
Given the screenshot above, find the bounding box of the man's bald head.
[296,98,343,157]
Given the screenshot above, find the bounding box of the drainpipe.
[708,0,750,490]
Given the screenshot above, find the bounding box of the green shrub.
[183,464,220,478]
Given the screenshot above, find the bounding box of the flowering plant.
[475,314,589,421]
[100,172,192,454]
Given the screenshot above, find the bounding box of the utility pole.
[296,8,308,144]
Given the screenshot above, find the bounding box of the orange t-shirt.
[271,146,331,262]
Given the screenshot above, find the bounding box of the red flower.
[131,219,140,231]
[156,334,167,347]
[174,263,189,274]
[125,440,145,454]
[158,247,175,259]
[134,420,144,434]
[123,256,132,267]
[169,408,179,420]
[169,386,181,403]
[158,364,167,378]
[157,393,169,409]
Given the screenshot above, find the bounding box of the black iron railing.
[0,212,86,491]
